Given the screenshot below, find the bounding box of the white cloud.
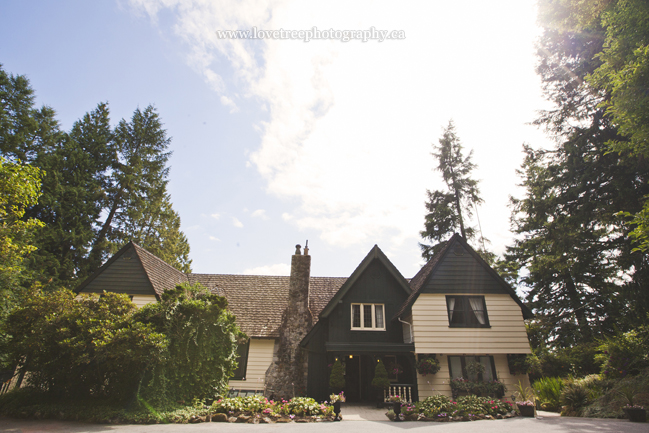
[242,263,290,275]
[208,235,221,241]
[251,209,269,220]
[232,217,244,228]
[210,213,220,220]
[220,95,239,113]
[131,0,551,259]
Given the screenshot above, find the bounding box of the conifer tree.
[420,120,487,261]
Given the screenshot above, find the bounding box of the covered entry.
[328,352,417,403]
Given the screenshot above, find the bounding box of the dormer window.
[446,296,490,328]
[351,303,385,330]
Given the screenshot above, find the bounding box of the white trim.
[350,303,386,331]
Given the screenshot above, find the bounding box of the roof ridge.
[131,242,187,277]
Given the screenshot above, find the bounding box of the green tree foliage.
[0,64,191,288]
[135,283,245,404]
[596,325,649,379]
[0,158,44,368]
[89,106,191,273]
[2,284,243,405]
[329,359,345,391]
[2,290,166,400]
[25,104,113,288]
[0,158,44,296]
[420,120,489,260]
[508,0,649,348]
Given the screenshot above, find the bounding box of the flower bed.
[210,395,337,423]
[385,395,519,422]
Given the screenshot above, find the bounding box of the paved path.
[1,408,647,432]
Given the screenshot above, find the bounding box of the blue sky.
[0,0,552,280]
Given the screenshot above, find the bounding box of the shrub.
[1,289,166,402]
[136,283,246,405]
[532,377,564,412]
[329,359,345,391]
[560,382,590,415]
[1,283,245,407]
[371,360,390,389]
[416,394,453,416]
[596,327,649,379]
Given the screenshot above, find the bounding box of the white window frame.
[350,303,386,331]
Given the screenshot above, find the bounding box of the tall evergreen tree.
[1,65,192,287]
[88,105,191,273]
[420,120,487,260]
[507,0,649,347]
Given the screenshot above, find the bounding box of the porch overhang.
[325,342,415,352]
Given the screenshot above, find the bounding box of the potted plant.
[517,400,536,417]
[416,356,441,376]
[618,385,646,422]
[623,405,646,423]
[388,395,403,421]
[329,392,346,421]
[329,359,345,394]
[514,380,537,417]
[371,360,391,407]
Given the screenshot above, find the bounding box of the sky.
[0,0,554,279]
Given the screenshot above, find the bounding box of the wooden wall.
[411,293,531,354]
[416,354,531,400]
[229,338,276,391]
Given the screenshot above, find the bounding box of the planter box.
[519,405,535,418]
[624,408,646,423]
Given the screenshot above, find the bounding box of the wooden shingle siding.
[229,338,275,391]
[79,245,156,296]
[417,355,452,399]
[493,354,531,396]
[412,294,531,354]
[421,247,505,294]
[416,354,530,399]
[131,295,157,308]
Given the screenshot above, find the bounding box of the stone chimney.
[264,244,313,399]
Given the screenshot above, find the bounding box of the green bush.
[1,283,245,406]
[1,289,166,401]
[416,394,453,416]
[411,394,513,419]
[560,381,590,415]
[371,360,390,389]
[532,377,564,412]
[596,326,649,379]
[532,343,601,380]
[329,359,345,391]
[136,283,246,405]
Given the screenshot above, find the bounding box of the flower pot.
[333,401,341,420]
[519,405,535,417]
[624,408,647,423]
[393,402,402,422]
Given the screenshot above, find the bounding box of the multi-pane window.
[446,296,490,328]
[448,355,496,382]
[351,303,385,330]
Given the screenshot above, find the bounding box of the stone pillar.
[264,245,313,399]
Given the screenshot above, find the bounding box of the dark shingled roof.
[393,236,454,319]
[394,234,533,320]
[133,243,189,297]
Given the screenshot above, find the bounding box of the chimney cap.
[295,244,302,255]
